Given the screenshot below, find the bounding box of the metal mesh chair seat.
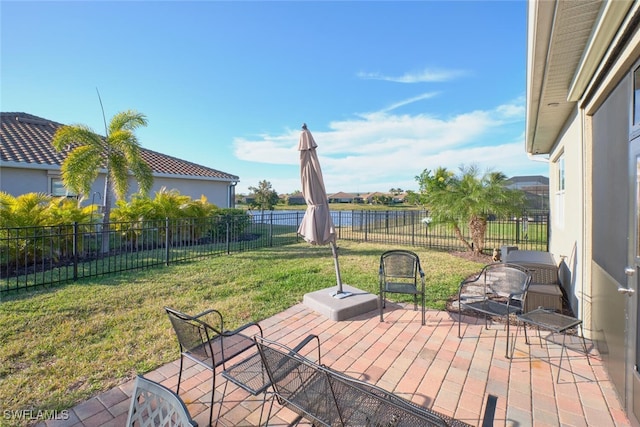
[255,335,477,427]
[221,351,270,395]
[379,250,426,325]
[461,300,523,317]
[127,375,197,427]
[185,332,256,369]
[384,282,423,294]
[165,307,263,427]
[457,263,532,358]
[327,370,465,427]
[256,339,336,426]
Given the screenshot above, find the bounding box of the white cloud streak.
[381,92,439,112]
[233,97,547,194]
[357,68,466,83]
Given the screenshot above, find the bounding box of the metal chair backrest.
[481,263,532,302]
[165,307,218,369]
[327,373,451,427]
[254,336,337,426]
[255,336,464,427]
[380,249,423,291]
[127,375,197,427]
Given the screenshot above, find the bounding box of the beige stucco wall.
[0,165,52,195]
[133,176,233,208]
[547,111,588,323]
[0,165,234,208]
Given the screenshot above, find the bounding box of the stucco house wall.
[0,164,51,196]
[547,113,586,319]
[0,112,240,208]
[526,1,640,420]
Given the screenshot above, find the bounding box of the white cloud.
[232,97,548,194]
[234,130,299,165]
[381,92,440,112]
[357,68,466,83]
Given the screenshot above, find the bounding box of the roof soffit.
[526,0,604,155]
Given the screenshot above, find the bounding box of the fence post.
[269,211,273,247]
[515,217,520,244]
[411,211,415,246]
[165,217,170,266]
[385,210,389,235]
[364,210,368,242]
[73,222,79,281]
[226,218,231,254]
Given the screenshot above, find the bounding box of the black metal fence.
[331,209,548,252]
[1,209,548,295]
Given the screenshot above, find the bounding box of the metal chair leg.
[580,324,591,366]
[557,332,566,384]
[506,315,511,358]
[176,355,184,394]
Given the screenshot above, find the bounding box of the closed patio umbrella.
[297,123,350,298]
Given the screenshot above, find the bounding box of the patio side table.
[517,308,590,382]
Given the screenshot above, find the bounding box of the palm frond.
[108,155,129,200]
[108,110,147,134]
[61,145,103,196]
[51,125,102,152]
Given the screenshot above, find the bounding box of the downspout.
[574,99,589,329]
[229,182,237,208]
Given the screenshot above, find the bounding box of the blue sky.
[1,1,546,196]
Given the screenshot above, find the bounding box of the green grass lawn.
[0,241,484,420]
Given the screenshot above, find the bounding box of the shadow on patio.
[54,304,629,427]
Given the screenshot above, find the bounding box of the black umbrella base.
[303,284,378,321]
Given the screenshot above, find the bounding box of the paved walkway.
[42,303,630,427]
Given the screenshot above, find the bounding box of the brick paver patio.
[40,303,630,427]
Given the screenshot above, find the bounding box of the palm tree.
[52,110,153,252]
[416,165,524,255]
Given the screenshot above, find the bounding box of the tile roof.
[328,192,356,198]
[1,112,239,181]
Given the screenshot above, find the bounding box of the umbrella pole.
[330,241,352,298]
[330,241,343,292]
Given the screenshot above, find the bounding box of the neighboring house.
[390,192,406,204]
[506,175,549,210]
[241,196,255,205]
[361,192,385,204]
[286,192,306,205]
[0,112,239,208]
[328,192,356,203]
[526,1,640,421]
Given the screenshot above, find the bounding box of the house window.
[50,177,76,197]
[554,154,565,228]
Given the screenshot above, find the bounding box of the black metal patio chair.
[127,375,197,427]
[164,307,263,427]
[379,249,426,325]
[457,263,532,358]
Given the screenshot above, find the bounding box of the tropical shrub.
[0,192,100,269]
[415,165,525,255]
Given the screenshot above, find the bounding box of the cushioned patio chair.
[457,263,532,358]
[379,250,426,325]
[164,307,263,427]
[127,375,197,427]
